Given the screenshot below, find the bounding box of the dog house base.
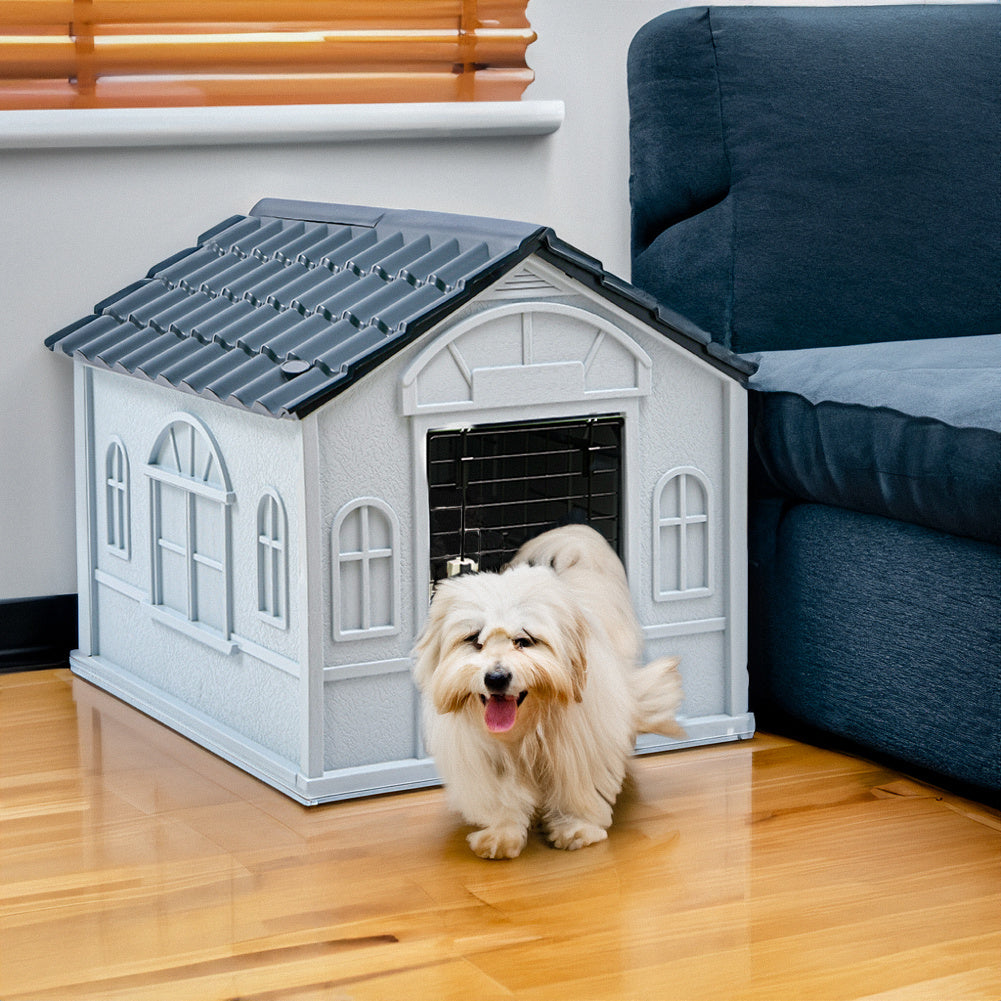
[72,651,753,805]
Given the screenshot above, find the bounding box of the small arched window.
[331,499,400,640]
[105,437,130,559]
[654,467,713,601]
[257,490,288,629]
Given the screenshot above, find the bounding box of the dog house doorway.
[427,415,624,585]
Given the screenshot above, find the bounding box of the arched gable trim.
[402,302,652,415]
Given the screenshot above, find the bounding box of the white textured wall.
[0,0,973,600]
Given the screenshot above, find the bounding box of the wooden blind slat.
[0,0,534,109]
[0,32,535,77]
[0,68,532,108]
[0,1,530,29]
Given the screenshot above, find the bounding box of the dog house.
[46,198,755,804]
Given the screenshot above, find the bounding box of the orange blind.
[0,1,536,109]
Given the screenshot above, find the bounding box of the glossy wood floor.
[2,669,999,1001]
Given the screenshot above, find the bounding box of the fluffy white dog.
[413,525,685,859]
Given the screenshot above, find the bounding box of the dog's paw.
[467,825,528,860]
[547,821,608,852]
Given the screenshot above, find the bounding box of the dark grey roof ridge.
[249,198,545,248]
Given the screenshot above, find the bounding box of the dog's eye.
[464,633,482,649]
[513,635,535,649]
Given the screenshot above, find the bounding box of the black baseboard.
[0,594,78,673]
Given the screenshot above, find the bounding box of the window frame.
[256,488,289,630]
[146,413,236,652]
[331,498,401,642]
[104,436,131,560]
[653,466,713,602]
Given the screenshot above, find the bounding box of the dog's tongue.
[485,695,519,733]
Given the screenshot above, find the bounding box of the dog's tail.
[633,656,686,739]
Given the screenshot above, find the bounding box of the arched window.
[146,415,234,645]
[331,499,400,640]
[257,490,288,629]
[654,467,713,601]
[105,437,130,559]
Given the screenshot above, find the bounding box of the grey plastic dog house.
[47,199,754,804]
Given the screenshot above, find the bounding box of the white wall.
[1,0,686,601]
[0,0,968,601]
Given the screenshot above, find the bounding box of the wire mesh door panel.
[427,415,624,585]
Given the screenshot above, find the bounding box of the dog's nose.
[484,668,513,693]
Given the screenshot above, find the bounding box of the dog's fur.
[413,525,684,859]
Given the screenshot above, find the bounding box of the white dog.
[413,525,685,859]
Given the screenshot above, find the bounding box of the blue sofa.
[628,4,1000,801]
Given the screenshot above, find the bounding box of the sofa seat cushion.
[745,335,1001,544]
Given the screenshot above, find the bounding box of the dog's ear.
[412,583,452,691]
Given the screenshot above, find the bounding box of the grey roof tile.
[180,255,236,294]
[227,366,289,410]
[315,325,386,374]
[346,232,406,273]
[96,326,160,368]
[247,221,307,261]
[202,351,275,401]
[118,331,189,376]
[188,299,257,343]
[253,363,335,416]
[164,294,232,336]
[158,339,229,384]
[130,287,195,332]
[221,258,287,303]
[370,236,432,279]
[426,243,490,290]
[263,313,332,363]
[46,199,753,419]
[147,338,220,386]
[177,344,245,395]
[397,239,461,285]
[152,247,219,285]
[84,322,147,363]
[293,270,363,317]
[261,263,326,311]
[100,280,169,323]
[56,314,123,354]
[293,318,360,367]
[315,274,385,322]
[285,226,352,266]
[202,215,275,257]
[148,289,215,333]
[318,229,378,271]
[230,308,301,356]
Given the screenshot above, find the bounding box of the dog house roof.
[46,198,754,419]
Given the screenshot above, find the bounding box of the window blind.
[0,1,536,110]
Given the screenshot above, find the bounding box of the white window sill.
[149,603,238,655]
[0,100,564,150]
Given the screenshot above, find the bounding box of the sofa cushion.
[745,335,1001,544]
[628,5,1001,353]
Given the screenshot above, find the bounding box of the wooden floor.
[2,669,998,1001]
